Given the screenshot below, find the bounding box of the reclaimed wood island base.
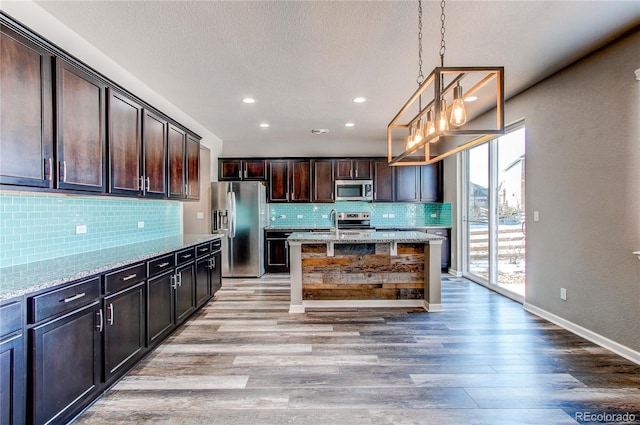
[287,231,444,313]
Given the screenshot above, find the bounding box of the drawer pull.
[62,293,86,303]
[122,273,138,281]
[158,262,170,268]
[181,254,192,259]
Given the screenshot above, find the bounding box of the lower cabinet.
[195,251,221,308]
[426,228,451,271]
[103,282,146,383]
[147,271,174,347]
[30,301,102,425]
[0,299,25,425]
[210,251,222,295]
[175,263,196,325]
[265,230,292,273]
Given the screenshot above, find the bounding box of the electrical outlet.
[297,214,303,219]
[431,213,437,218]
[382,214,389,218]
[560,287,567,300]
[138,221,145,228]
[279,215,286,219]
[75,225,87,234]
[321,214,328,219]
[534,211,540,222]
[389,213,395,218]
[197,212,204,219]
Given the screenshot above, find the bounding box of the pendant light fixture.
[388,0,505,166]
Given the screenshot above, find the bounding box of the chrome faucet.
[330,209,337,233]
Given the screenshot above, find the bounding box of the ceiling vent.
[311,128,330,135]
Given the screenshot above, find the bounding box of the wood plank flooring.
[74,275,640,425]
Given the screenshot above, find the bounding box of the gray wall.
[451,30,639,352]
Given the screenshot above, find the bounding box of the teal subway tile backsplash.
[268,201,451,228]
[0,193,181,268]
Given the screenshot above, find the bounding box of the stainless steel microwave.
[335,180,373,201]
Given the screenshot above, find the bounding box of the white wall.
[1,0,223,175]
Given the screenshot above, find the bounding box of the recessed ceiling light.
[242,97,256,104]
[345,122,355,127]
[353,97,366,103]
[464,96,478,102]
[259,123,270,128]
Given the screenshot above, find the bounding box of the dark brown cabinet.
[312,159,334,203]
[289,160,311,202]
[265,230,292,273]
[103,281,146,383]
[420,162,443,202]
[146,271,174,347]
[395,166,420,202]
[0,24,54,189]
[267,160,289,202]
[335,159,372,180]
[219,159,267,181]
[373,160,394,202]
[55,58,107,192]
[0,300,25,425]
[108,88,143,196]
[210,251,222,295]
[168,124,186,199]
[30,301,102,425]
[186,134,200,200]
[426,228,451,270]
[142,109,168,198]
[175,263,196,325]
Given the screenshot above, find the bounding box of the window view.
[466,126,525,298]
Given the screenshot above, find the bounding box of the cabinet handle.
[170,274,177,289]
[355,169,358,178]
[59,161,67,182]
[45,158,52,181]
[208,257,216,269]
[137,176,143,191]
[177,272,183,287]
[122,273,137,281]
[145,177,150,192]
[181,254,192,259]
[63,292,86,303]
[185,184,189,196]
[158,262,170,268]
[244,169,248,179]
[96,309,104,332]
[107,303,114,326]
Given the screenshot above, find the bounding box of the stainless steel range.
[335,212,374,233]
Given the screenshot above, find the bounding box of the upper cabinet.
[267,160,289,202]
[55,58,107,192]
[142,110,168,198]
[0,17,200,200]
[311,159,334,203]
[219,159,267,181]
[394,166,420,203]
[0,24,54,188]
[335,159,372,180]
[373,160,394,202]
[420,162,443,202]
[108,88,143,196]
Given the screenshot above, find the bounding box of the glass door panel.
[467,143,489,280]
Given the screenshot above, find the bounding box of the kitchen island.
[287,230,444,313]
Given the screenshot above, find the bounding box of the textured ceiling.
[33,1,640,157]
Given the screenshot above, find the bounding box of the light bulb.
[450,83,467,127]
[413,119,424,144]
[405,125,416,150]
[425,110,436,137]
[439,100,449,131]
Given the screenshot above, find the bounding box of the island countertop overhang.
[287,230,445,244]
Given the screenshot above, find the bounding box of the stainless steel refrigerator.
[211,181,266,277]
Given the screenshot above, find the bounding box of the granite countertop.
[287,230,445,244]
[0,234,222,302]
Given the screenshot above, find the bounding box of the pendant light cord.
[416,0,424,86]
[439,0,446,67]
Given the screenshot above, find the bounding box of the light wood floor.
[75,275,640,425]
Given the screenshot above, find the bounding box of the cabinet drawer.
[148,254,175,278]
[195,242,211,258]
[211,239,222,253]
[29,277,100,324]
[0,300,22,339]
[104,263,146,294]
[176,247,196,266]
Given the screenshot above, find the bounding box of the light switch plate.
[138,221,144,228]
[75,225,87,234]
[533,211,540,222]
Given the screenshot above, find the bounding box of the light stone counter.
[0,234,222,302]
[287,231,444,313]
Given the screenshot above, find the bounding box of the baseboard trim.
[423,301,443,312]
[288,305,305,314]
[523,302,640,366]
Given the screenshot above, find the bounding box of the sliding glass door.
[464,125,526,299]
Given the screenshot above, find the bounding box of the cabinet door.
[420,161,443,202]
[186,134,200,200]
[168,124,186,199]
[103,282,145,382]
[142,109,168,198]
[373,160,394,202]
[0,25,53,188]
[147,272,174,346]
[210,252,222,295]
[175,263,196,325]
[108,89,143,196]
[312,159,334,203]
[268,160,289,202]
[289,159,311,202]
[31,301,102,425]
[55,59,106,192]
[265,232,291,273]
[195,256,211,308]
[243,159,267,180]
[353,159,372,180]
[219,159,242,180]
[0,334,25,425]
[427,228,450,270]
[334,159,353,179]
[395,166,420,202]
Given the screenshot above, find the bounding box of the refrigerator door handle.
[228,191,236,238]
